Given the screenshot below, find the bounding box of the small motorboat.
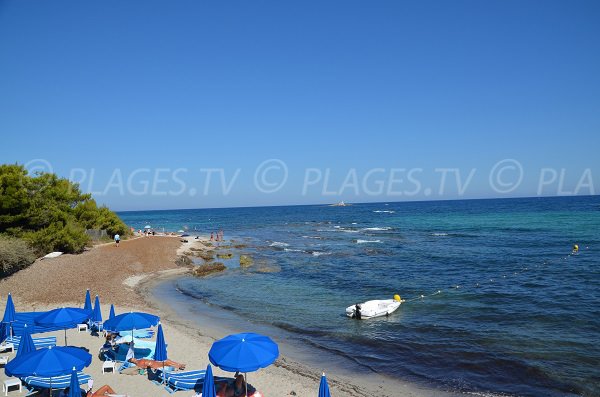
[346,295,403,319]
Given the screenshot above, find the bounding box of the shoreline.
[0,236,454,397]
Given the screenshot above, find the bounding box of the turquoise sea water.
[119,196,600,397]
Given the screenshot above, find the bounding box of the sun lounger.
[5,335,56,350]
[118,329,154,339]
[157,369,228,393]
[22,371,92,392]
[90,321,103,332]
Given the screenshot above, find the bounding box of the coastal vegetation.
[0,235,36,277]
[0,164,129,260]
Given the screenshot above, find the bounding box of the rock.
[239,254,253,267]
[196,251,215,261]
[191,262,226,277]
[216,252,233,259]
[176,255,193,267]
[233,244,247,249]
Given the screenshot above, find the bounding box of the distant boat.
[346,295,403,319]
[330,201,351,207]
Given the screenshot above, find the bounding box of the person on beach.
[128,357,186,370]
[210,232,214,241]
[59,384,122,397]
[114,233,120,247]
[216,374,247,397]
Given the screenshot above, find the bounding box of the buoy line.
[401,245,590,305]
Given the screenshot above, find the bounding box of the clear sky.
[1,1,599,210]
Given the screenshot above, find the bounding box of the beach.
[0,235,439,397]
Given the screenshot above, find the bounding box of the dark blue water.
[119,196,600,397]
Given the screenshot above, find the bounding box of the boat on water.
[329,201,351,207]
[346,295,403,319]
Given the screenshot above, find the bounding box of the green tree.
[0,164,129,256]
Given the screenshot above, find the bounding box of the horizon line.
[114,193,597,213]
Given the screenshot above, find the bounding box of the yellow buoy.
[393,294,401,301]
[573,244,579,252]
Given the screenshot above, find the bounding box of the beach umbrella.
[209,333,279,397]
[83,290,92,312]
[318,373,331,397]
[5,346,92,377]
[2,293,16,337]
[154,323,167,361]
[201,364,217,397]
[16,324,36,358]
[109,304,116,320]
[154,323,168,383]
[2,293,16,324]
[209,333,279,373]
[35,307,90,345]
[103,312,159,337]
[5,346,92,395]
[144,225,152,229]
[67,368,81,397]
[91,295,102,323]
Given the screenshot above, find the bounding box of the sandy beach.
[0,236,441,397]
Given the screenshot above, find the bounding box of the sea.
[118,196,600,397]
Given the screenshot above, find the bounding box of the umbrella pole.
[245,373,248,397]
[64,328,68,346]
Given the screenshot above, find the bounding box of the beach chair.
[118,329,154,339]
[90,321,103,333]
[159,369,229,393]
[5,335,57,350]
[22,372,92,395]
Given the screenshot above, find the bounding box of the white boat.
[346,295,403,319]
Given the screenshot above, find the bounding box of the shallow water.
[120,196,600,397]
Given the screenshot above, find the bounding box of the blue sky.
[1,0,599,210]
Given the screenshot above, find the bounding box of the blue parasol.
[2,293,16,337]
[201,364,217,397]
[91,295,102,323]
[209,333,278,373]
[83,290,92,312]
[35,307,90,345]
[16,324,36,358]
[2,293,16,324]
[5,346,92,378]
[209,332,279,397]
[318,373,331,397]
[103,312,159,333]
[154,323,168,383]
[109,304,116,320]
[67,368,81,397]
[154,323,167,361]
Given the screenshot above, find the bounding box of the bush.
[23,221,90,255]
[0,235,36,277]
[0,164,128,255]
